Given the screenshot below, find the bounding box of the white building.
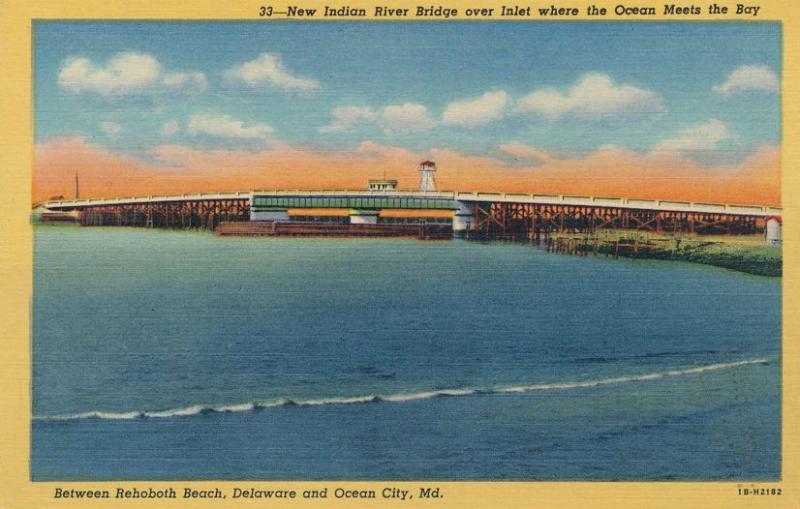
[367,179,398,192]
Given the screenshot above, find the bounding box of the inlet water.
[31,227,780,480]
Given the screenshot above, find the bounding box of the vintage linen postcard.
[1,0,798,507]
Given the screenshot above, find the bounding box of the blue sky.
[34,21,780,165]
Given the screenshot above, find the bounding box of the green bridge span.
[251,193,457,211]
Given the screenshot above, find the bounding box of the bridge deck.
[41,190,781,217]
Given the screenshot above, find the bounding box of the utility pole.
[75,170,80,199]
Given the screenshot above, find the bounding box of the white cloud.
[58,52,207,96]
[320,103,436,134]
[713,65,779,95]
[498,142,552,162]
[319,106,378,133]
[379,103,436,133]
[59,53,159,95]
[187,114,274,139]
[227,53,319,92]
[651,119,733,155]
[99,121,122,137]
[162,72,208,93]
[517,73,665,120]
[443,90,509,127]
[161,120,180,136]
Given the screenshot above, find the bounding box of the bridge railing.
[251,189,457,198]
[44,191,252,208]
[454,192,781,216]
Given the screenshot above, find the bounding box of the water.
[31,227,781,480]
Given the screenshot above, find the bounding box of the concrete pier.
[766,216,782,245]
[452,200,474,237]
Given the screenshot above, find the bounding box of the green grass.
[673,242,781,277]
[553,231,781,277]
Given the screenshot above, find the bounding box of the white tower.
[418,160,437,192]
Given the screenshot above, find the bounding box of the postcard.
[0,0,796,507]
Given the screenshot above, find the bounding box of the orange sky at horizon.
[33,137,781,207]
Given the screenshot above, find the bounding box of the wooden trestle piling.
[77,199,251,230]
[469,202,764,241]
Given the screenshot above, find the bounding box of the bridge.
[39,189,782,241]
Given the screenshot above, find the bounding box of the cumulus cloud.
[379,103,436,133]
[319,103,436,134]
[497,121,737,168]
[443,90,509,127]
[187,114,274,139]
[162,72,208,93]
[498,142,553,163]
[517,73,665,120]
[161,120,180,136]
[58,52,207,96]
[99,121,122,137]
[713,65,779,95]
[321,76,661,132]
[226,53,319,92]
[319,106,378,133]
[650,119,733,155]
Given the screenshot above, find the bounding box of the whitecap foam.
[215,402,256,413]
[33,357,771,422]
[297,395,381,406]
[492,358,769,394]
[39,410,144,421]
[144,405,207,419]
[383,388,476,402]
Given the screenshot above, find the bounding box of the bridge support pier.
[766,216,781,245]
[452,200,475,238]
[349,209,379,225]
[251,207,290,222]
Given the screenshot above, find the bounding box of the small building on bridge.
[368,179,398,192]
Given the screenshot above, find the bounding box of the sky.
[33,21,781,204]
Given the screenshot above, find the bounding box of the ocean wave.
[33,357,771,422]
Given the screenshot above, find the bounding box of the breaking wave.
[34,358,770,422]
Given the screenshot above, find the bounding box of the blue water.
[31,227,781,480]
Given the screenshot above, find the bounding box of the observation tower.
[418,161,437,192]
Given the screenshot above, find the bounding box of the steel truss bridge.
[40,190,781,238]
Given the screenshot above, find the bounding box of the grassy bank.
[551,232,781,277]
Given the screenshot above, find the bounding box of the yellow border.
[1,1,797,507]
